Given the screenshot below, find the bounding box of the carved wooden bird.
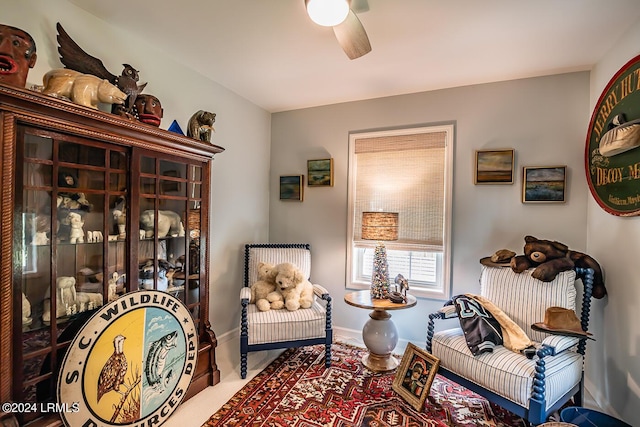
[56,23,147,115]
[97,334,128,402]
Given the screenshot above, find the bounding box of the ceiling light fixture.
[305,0,350,27]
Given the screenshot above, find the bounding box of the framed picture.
[474,149,514,184]
[279,175,304,201]
[522,166,566,203]
[392,342,440,411]
[307,158,334,187]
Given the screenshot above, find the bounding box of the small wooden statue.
[187,110,216,143]
[395,273,409,296]
[133,94,163,127]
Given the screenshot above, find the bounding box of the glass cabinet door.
[15,126,129,421]
[136,152,205,330]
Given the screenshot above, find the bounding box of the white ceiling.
[69,0,640,113]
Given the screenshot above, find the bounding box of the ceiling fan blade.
[333,9,371,60]
[349,0,369,14]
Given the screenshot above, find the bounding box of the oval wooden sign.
[58,290,198,426]
[585,54,640,216]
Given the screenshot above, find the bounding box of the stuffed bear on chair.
[510,235,606,299]
[250,261,284,311]
[272,262,314,311]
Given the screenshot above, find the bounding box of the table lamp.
[362,212,398,299]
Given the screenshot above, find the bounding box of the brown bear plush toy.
[510,235,606,299]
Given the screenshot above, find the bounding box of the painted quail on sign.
[97,334,128,402]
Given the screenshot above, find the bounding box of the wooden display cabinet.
[0,84,223,426]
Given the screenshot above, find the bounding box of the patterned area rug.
[203,343,527,426]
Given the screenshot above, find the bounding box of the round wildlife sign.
[57,290,198,426]
[585,54,640,216]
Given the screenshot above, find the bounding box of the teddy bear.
[271,262,314,311]
[510,235,606,299]
[249,262,284,311]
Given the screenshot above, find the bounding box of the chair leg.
[241,351,248,379]
[325,342,331,368]
[574,380,584,407]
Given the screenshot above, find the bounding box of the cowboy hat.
[479,249,515,267]
[531,307,594,340]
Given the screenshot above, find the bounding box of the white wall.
[271,72,591,345]
[586,19,640,426]
[4,0,272,338]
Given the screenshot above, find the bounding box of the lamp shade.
[362,212,398,241]
[305,0,350,27]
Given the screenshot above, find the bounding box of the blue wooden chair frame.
[240,243,333,379]
[426,267,594,426]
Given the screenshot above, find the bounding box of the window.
[346,124,454,300]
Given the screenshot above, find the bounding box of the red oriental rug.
[203,343,527,427]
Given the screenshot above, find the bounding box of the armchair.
[426,266,594,425]
[240,243,332,379]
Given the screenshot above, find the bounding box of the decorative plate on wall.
[585,54,640,216]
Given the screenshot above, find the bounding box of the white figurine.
[22,292,32,325]
[57,276,77,308]
[68,212,85,244]
[112,196,126,239]
[32,231,49,245]
[108,272,120,302]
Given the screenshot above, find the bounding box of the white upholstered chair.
[239,243,332,379]
[426,266,595,425]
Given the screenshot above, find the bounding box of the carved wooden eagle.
[97,334,128,402]
[56,23,147,115]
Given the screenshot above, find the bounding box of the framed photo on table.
[392,342,440,411]
[474,149,514,184]
[522,166,566,203]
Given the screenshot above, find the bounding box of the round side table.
[344,290,417,372]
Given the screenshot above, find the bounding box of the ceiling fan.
[305,0,371,60]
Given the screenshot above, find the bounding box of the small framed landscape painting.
[475,149,514,184]
[279,175,304,201]
[392,342,440,411]
[522,166,566,203]
[307,158,334,187]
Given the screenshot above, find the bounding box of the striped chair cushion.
[432,328,583,410]
[247,247,311,284]
[247,301,327,345]
[479,266,577,343]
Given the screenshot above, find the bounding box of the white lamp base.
[361,309,399,371]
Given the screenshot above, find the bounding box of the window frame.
[345,123,454,300]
